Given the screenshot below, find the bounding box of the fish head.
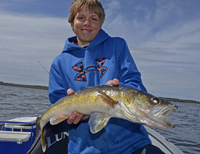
[123,90,178,129]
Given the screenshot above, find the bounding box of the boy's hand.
[106,78,119,86]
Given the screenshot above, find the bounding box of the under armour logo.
[72,58,108,81]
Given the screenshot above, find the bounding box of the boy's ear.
[70,22,74,30]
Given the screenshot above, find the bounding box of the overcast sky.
[0,0,200,101]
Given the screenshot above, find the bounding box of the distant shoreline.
[0,81,199,104]
[0,81,48,90]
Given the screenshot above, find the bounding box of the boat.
[144,126,184,154]
[0,117,184,154]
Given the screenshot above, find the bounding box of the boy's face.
[71,5,101,46]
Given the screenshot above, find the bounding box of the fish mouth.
[152,105,178,129]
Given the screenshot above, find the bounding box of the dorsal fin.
[84,84,117,90]
[84,86,96,90]
[97,84,119,88]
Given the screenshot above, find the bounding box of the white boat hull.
[145,126,184,154]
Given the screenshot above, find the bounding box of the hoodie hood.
[62,29,110,53]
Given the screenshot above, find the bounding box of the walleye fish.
[40,85,177,152]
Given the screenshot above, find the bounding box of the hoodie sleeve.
[118,39,147,92]
[48,62,67,105]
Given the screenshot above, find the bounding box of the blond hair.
[68,0,105,26]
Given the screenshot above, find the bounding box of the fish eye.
[150,97,159,104]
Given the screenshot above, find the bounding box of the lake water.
[0,85,199,154]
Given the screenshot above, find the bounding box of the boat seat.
[0,131,30,144]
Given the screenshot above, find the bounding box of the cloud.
[102,0,200,63]
[0,0,200,100]
[102,0,200,47]
[0,11,73,85]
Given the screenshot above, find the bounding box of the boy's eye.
[92,18,98,21]
[76,15,84,20]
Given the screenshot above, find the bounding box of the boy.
[49,0,164,153]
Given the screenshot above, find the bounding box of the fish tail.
[41,127,46,152]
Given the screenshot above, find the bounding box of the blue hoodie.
[49,29,151,154]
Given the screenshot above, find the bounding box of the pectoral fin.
[50,114,69,125]
[97,90,118,108]
[88,112,111,134]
